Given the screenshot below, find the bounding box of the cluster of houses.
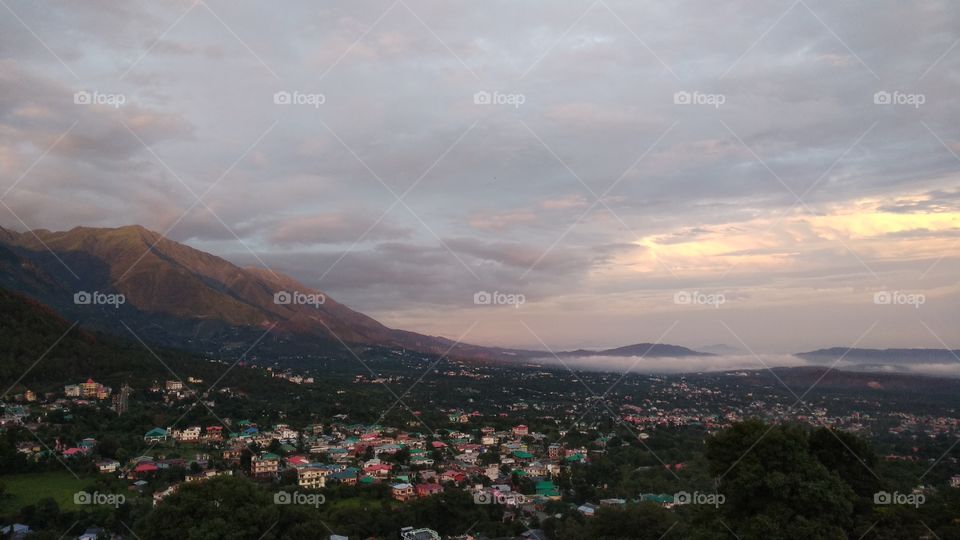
[266,368,315,385]
[64,379,112,400]
[121,419,602,509]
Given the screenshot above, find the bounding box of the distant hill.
[695,344,743,355]
[557,343,712,357]
[796,348,960,365]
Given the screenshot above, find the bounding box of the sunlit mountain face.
[1,2,958,353]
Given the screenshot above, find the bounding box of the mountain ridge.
[0,224,718,362]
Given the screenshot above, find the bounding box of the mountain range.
[0,225,708,363]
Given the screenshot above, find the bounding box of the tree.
[705,420,856,540]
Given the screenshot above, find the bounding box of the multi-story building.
[113,383,132,416]
[251,453,280,478]
[297,467,327,490]
[175,426,202,442]
[391,483,416,502]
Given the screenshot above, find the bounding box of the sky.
[1,0,959,353]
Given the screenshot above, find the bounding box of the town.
[3,351,960,539]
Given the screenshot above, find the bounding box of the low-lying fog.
[528,354,960,378]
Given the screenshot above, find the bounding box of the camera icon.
[873,291,892,305]
[74,291,92,305]
[73,91,92,105]
[274,291,292,305]
[274,491,292,505]
[673,291,692,305]
[74,491,92,505]
[874,491,891,504]
[673,91,691,105]
[674,491,691,505]
[473,91,492,105]
[473,291,492,305]
[273,91,292,105]
[473,491,492,504]
[873,91,892,105]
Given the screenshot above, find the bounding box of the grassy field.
[0,471,93,515]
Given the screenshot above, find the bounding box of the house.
[204,426,224,442]
[391,483,416,502]
[535,481,560,499]
[186,470,228,482]
[400,528,440,540]
[364,463,393,477]
[133,462,159,478]
[415,483,443,498]
[0,524,30,540]
[512,425,529,437]
[440,470,466,484]
[577,503,598,517]
[512,450,534,462]
[951,475,960,488]
[328,467,360,485]
[63,447,88,458]
[153,485,178,505]
[97,459,120,473]
[144,427,168,443]
[79,527,105,540]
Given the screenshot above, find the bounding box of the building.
[175,426,202,443]
[297,467,327,490]
[400,527,440,540]
[65,379,111,400]
[81,379,99,399]
[165,380,183,391]
[577,503,598,517]
[391,483,416,502]
[415,483,443,498]
[512,425,529,437]
[144,428,169,443]
[251,453,280,478]
[113,383,132,416]
[951,475,960,488]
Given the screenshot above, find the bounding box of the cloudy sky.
[1,0,959,353]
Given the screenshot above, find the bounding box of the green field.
[0,471,94,515]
